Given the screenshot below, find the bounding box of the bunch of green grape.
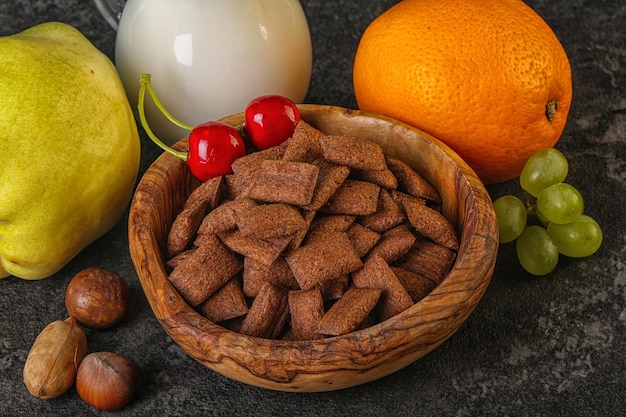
[493,148,603,276]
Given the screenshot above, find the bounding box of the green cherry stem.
[138,73,188,161]
[138,73,247,157]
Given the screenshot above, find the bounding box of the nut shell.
[23,317,87,399]
[76,351,136,411]
[65,268,128,329]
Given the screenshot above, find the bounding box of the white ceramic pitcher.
[94,0,312,144]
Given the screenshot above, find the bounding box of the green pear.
[0,22,141,280]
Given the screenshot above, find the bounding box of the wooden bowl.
[128,105,498,392]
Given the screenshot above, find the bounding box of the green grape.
[547,215,603,258]
[520,148,569,197]
[493,195,527,243]
[536,183,584,225]
[516,225,559,276]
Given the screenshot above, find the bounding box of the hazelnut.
[76,351,137,411]
[65,268,128,329]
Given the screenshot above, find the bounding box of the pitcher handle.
[93,0,126,30]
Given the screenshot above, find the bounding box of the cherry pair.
[138,74,301,181]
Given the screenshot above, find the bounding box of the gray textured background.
[1,0,625,416]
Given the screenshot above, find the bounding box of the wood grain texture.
[128,105,499,392]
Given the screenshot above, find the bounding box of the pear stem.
[138,74,188,161]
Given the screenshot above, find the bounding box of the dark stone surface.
[1,0,625,416]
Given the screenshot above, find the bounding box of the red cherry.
[138,76,300,182]
[244,95,301,150]
[186,121,246,181]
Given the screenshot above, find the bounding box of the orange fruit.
[353,0,572,184]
